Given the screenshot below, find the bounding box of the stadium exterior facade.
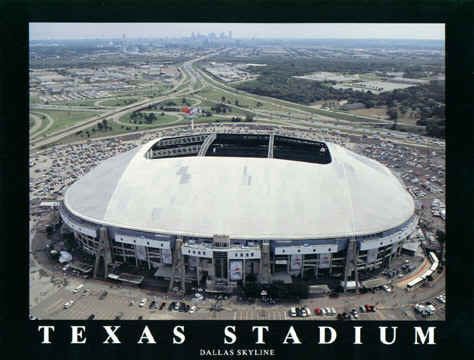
[59,132,418,291]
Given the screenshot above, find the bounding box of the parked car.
[351,309,359,319]
[300,308,308,317]
[314,307,322,315]
[383,285,392,293]
[359,305,366,313]
[72,284,84,294]
[365,304,376,312]
[99,290,108,300]
[159,302,166,310]
[149,300,156,309]
[189,305,197,313]
[139,298,147,307]
[168,302,176,311]
[330,307,337,316]
[289,307,297,317]
[64,300,74,309]
[87,314,95,320]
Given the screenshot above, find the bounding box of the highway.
[30,49,445,152]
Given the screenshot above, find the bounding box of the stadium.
[59,131,418,292]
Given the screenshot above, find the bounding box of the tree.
[245,114,254,122]
[387,108,398,120]
[235,99,240,106]
[221,96,226,103]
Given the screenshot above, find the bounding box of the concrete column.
[196,257,200,287]
[329,254,333,275]
[146,247,151,270]
[315,255,319,279]
[300,255,305,279]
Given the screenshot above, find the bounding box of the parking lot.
[30,266,445,321]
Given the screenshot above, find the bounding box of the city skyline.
[30,23,445,40]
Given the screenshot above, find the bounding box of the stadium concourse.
[58,129,418,293]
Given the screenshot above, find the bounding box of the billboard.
[290,254,303,271]
[391,243,398,254]
[188,256,197,268]
[366,248,378,263]
[319,253,331,269]
[161,249,172,264]
[135,245,146,261]
[229,260,243,281]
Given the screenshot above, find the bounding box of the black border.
[1,1,473,359]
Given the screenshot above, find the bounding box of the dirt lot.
[349,106,388,119]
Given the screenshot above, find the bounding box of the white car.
[64,300,74,309]
[321,308,327,316]
[139,298,147,307]
[383,285,392,293]
[189,305,197,313]
[305,307,312,316]
[289,307,297,317]
[72,284,84,293]
[330,307,337,316]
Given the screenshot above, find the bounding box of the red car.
[314,307,322,315]
[364,304,376,312]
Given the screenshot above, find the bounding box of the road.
[30,51,216,150]
[30,48,445,153]
[30,111,54,140]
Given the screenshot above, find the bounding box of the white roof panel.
[64,139,415,240]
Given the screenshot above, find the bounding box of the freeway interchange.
[30,49,445,152]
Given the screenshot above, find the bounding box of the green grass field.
[49,98,103,107]
[53,115,184,146]
[51,121,139,144]
[33,109,102,136]
[98,97,145,107]
[119,112,180,127]
[30,112,54,136]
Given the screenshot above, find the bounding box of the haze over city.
[30,23,444,40]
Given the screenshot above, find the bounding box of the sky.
[29,23,445,40]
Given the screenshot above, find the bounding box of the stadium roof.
[64,138,415,240]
